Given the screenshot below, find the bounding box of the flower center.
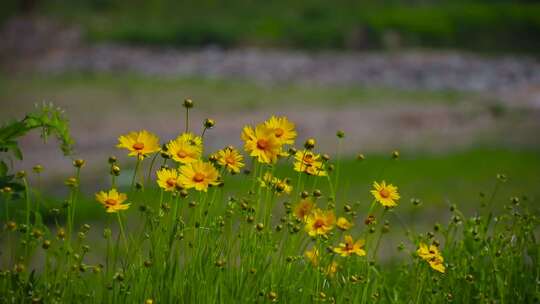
[225,156,236,165]
[275,128,284,137]
[105,198,117,206]
[257,139,269,150]
[313,219,325,229]
[166,178,176,187]
[379,188,390,198]
[345,242,354,251]
[177,150,188,158]
[303,154,314,164]
[429,250,436,254]
[132,142,145,151]
[193,172,205,183]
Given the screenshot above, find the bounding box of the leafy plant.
[0,103,74,196]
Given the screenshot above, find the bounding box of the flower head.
[294,198,315,221]
[241,124,281,164]
[178,160,220,192]
[336,217,353,231]
[371,181,400,207]
[167,133,203,164]
[294,150,326,176]
[217,146,244,174]
[305,209,335,237]
[156,168,181,192]
[417,243,446,273]
[333,235,366,257]
[95,189,130,213]
[264,116,297,145]
[117,130,160,158]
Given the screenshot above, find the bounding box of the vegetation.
[0,102,538,303]
[2,0,540,53]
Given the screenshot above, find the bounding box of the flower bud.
[392,150,400,159]
[356,153,365,161]
[336,130,345,138]
[73,159,85,168]
[304,138,316,150]
[16,171,26,179]
[204,118,216,129]
[256,223,264,231]
[183,98,194,109]
[108,156,117,164]
[111,165,121,176]
[42,240,51,249]
[32,165,43,174]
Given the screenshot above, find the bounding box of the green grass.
[23,147,540,225]
[0,73,479,120]
[6,0,537,53]
[1,106,539,303]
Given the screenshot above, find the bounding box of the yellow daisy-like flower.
[304,247,319,266]
[264,116,297,145]
[417,243,446,273]
[294,199,315,221]
[178,160,220,192]
[156,168,181,192]
[336,217,354,231]
[217,146,244,174]
[241,124,281,164]
[166,137,202,164]
[305,209,335,237]
[294,150,326,176]
[370,181,400,207]
[333,235,366,257]
[117,130,160,158]
[95,189,130,213]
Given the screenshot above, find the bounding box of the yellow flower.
[166,136,202,164]
[370,181,400,207]
[156,168,180,192]
[336,217,353,231]
[305,209,335,237]
[241,124,281,164]
[333,235,366,257]
[217,146,244,174]
[294,199,315,221]
[294,150,326,176]
[417,243,446,273]
[304,247,319,266]
[117,130,160,158]
[95,189,130,213]
[178,160,220,192]
[264,116,297,145]
[259,172,292,196]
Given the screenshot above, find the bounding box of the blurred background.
[1,0,539,221]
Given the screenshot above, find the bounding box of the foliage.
[32,0,540,53]
[0,104,538,303]
[0,103,74,197]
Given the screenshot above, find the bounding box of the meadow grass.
[0,73,475,119]
[0,104,538,303]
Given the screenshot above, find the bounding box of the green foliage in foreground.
[0,113,539,303]
[21,0,540,53]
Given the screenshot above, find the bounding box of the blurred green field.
[2,0,540,53]
[0,73,477,118]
